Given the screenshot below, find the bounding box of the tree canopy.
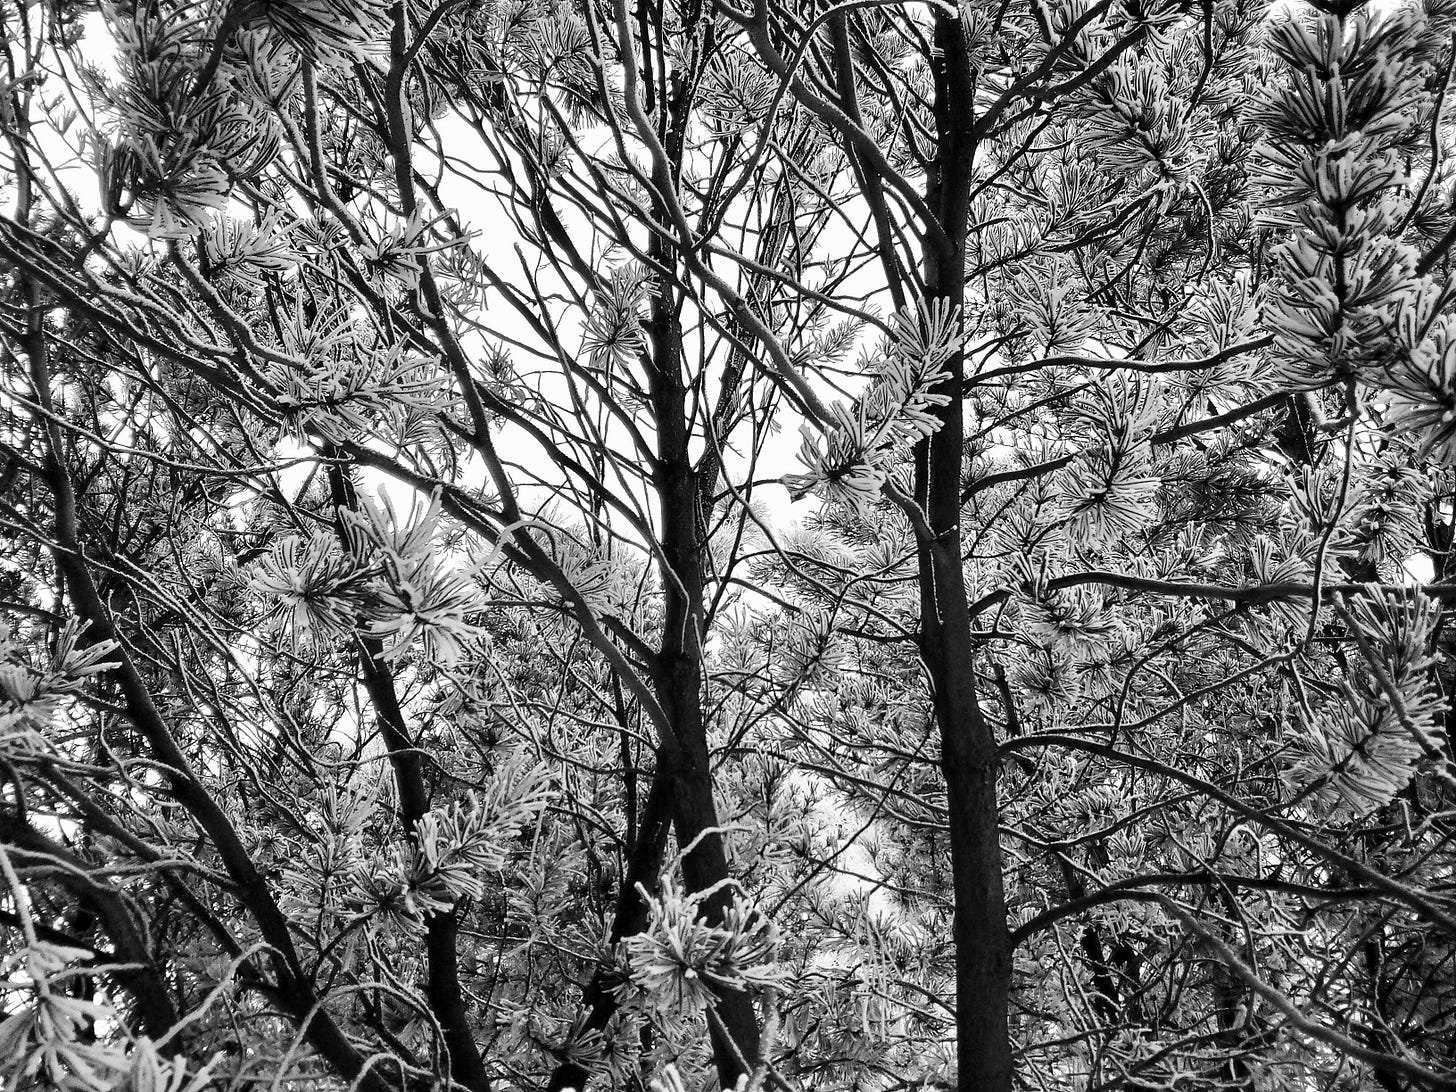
[1,0,1455,1089]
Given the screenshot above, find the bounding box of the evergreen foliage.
[1,0,1455,1089]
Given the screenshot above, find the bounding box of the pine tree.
[1,0,1455,1089]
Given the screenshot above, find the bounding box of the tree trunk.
[649,280,762,1085]
[328,461,493,1092]
[545,760,675,1092]
[918,11,1014,1092]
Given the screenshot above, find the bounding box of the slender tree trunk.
[327,462,493,1092]
[0,812,180,1038]
[550,171,762,1092]
[648,281,762,1085]
[915,531,1014,1092]
[585,11,763,1082]
[545,761,674,1092]
[26,309,399,1092]
[917,12,1014,1092]
[550,12,763,1081]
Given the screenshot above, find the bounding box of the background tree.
[1,1,1455,1092]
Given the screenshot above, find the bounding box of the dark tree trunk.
[549,11,762,1085]
[327,461,493,1092]
[545,763,675,1092]
[648,280,762,1085]
[918,12,1014,1092]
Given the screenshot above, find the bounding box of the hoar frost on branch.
[3,0,1456,1088]
[784,298,960,514]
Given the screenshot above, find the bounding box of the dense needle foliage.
[1,0,1455,1088]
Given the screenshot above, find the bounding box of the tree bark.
[648,277,762,1085]
[545,760,674,1092]
[918,11,1014,1092]
[328,461,493,1092]
[0,810,180,1039]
